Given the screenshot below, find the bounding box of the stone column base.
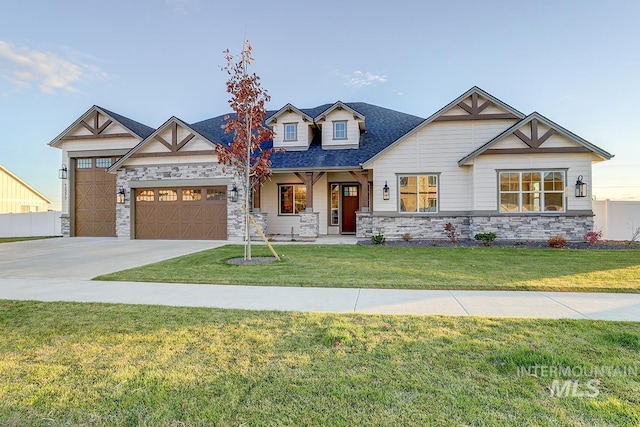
[250,212,268,239]
[299,212,320,238]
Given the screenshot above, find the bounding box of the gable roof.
[265,103,314,125]
[458,112,614,165]
[188,102,424,169]
[109,116,217,171]
[0,165,51,204]
[49,105,154,147]
[362,86,525,167]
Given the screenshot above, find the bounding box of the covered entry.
[134,186,227,240]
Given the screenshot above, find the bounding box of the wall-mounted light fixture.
[575,175,587,197]
[229,184,239,202]
[382,181,390,201]
[58,165,68,180]
[116,187,126,204]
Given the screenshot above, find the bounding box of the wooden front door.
[341,185,359,234]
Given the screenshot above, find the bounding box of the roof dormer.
[266,104,315,151]
[315,102,365,149]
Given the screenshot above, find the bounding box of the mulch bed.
[358,239,640,250]
[227,257,277,265]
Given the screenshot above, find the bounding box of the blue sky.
[1,0,638,209]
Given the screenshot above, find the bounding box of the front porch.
[256,170,372,239]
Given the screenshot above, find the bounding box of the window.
[158,189,177,202]
[136,189,155,202]
[95,157,112,168]
[284,123,297,141]
[76,158,92,169]
[330,184,339,225]
[206,188,226,201]
[399,175,438,213]
[279,185,307,214]
[499,171,565,212]
[182,189,202,201]
[333,121,347,139]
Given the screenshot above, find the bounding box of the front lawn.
[94,244,640,293]
[0,301,638,426]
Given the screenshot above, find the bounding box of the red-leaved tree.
[215,40,277,260]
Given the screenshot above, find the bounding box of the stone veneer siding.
[60,214,70,237]
[116,164,249,239]
[299,211,320,238]
[357,212,593,241]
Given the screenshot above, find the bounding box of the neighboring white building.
[0,165,51,213]
[49,87,613,240]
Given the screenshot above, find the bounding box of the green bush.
[474,232,497,246]
[371,233,386,245]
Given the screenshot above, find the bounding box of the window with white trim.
[279,185,307,214]
[284,123,297,141]
[333,121,347,139]
[399,175,438,213]
[499,171,565,212]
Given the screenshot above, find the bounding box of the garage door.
[134,187,227,240]
[74,157,116,237]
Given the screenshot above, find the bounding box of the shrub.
[583,230,602,246]
[402,233,412,242]
[474,232,496,246]
[547,235,568,248]
[444,222,458,244]
[371,233,386,245]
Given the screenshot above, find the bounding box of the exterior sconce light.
[229,184,239,202]
[58,165,68,180]
[382,181,390,200]
[575,175,587,197]
[116,187,126,204]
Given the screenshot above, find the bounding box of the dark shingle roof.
[191,102,424,169]
[99,106,155,139]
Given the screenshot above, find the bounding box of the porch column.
[294,172,325,212]
[252,184,261,211]
[349,170,370,211]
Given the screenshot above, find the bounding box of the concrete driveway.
[0,237,226,280]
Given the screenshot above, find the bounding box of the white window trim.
[333,121,347,140]
[498,170,566,213]
[278,184,307,215]
[397,174,439,214]
[283,123,297,141]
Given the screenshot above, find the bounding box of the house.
[48,87,613,240]
[0,165,51,213]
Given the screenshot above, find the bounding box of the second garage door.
[134,187,227,240]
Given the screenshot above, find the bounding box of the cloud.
[165,0,198,15]
[332,68,388,89]
[348,70,387,88]
[0,40,109,94]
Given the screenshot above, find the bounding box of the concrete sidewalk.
[1,277,639,321]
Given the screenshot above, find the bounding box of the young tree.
[215,40,276,260]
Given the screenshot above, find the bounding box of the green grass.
[0,301,638,426]
[0,236,58,243]
[94,244,640,293]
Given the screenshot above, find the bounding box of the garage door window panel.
[159,189,178,201]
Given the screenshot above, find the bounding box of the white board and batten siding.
[272,112,313,151]
[369,120,516,212]
[0,168,50,213]
[320,109,361,149]
[261,173,328,236]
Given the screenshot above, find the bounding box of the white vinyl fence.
[593,200,640,241]
[0,211,62,238]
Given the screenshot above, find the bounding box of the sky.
[1,0,639,210]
